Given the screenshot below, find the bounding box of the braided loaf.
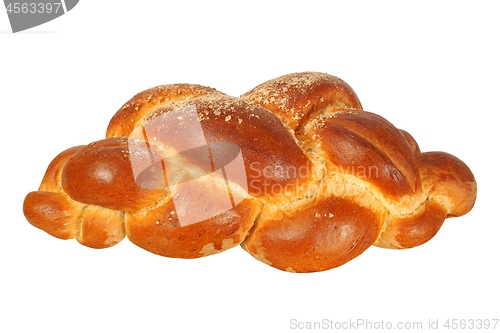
[23,72,477,272]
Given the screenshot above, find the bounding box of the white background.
[1,1,498,332]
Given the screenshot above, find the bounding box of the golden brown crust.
[39,146,84,192]
[24,146,84,240]
[242,197,383,272]
[126,195,261,259]
[303,110,421,198]
[106,84,224,138]
[23,191,82,240]
[76,206,125,248]
[177,94,314,201]
[417,151,477,216]
[61,137,167,213]
[375,201,447,249]
[241,72,362,131]
[23,71,477,272]
[122,93,316,203]
[399,129,421,155]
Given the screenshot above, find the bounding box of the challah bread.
[23,72,477,272]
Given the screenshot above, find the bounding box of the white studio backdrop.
[1,1,498,332]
